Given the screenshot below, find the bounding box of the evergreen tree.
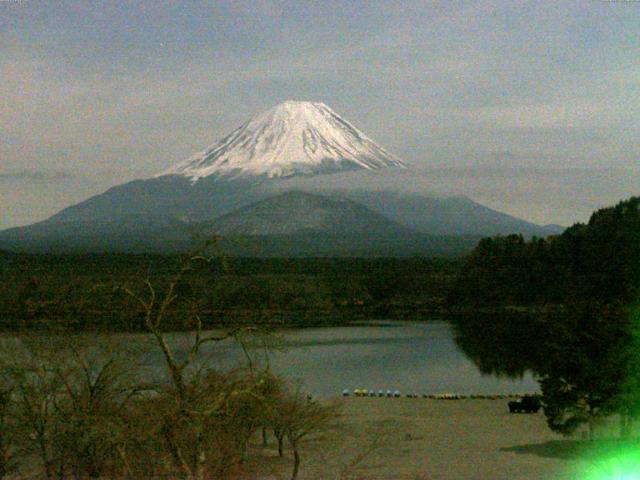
[537,303,629,440]
[452,197,640,439]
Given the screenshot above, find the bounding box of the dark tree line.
[0,256,459,331]
[452,196,640,439]
[451,197,640,307]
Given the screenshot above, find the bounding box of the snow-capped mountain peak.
[159,100,406,181]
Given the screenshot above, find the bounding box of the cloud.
[0,1,638,229]
[0,170,75,182]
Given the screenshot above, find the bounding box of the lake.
[156,320,540,397]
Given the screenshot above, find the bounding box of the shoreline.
[255,398,622,479]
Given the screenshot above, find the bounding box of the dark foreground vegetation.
[0,252,339,480]
[452,196,640,440]
[0,255,458,331]
[0,341,336,480]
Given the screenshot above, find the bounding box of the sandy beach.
[252,397,619,480]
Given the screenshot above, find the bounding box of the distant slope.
[0,190,481,257]
[43,175,267,225]
[204,191,480,257]
[342,191,564,237]
[0,186,560,254]
[207,191,410,236]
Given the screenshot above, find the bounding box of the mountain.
[160,100,405,181]
[207,190,409,236]
[0,100,562,255]
[341,191,563,237]
[0,190,480,257]
[205,191,480,257]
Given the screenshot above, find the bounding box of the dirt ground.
[252,398,622,480]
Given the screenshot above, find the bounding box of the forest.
[0,254,458,332]
[451,196,640,440]
[450,196,640,307]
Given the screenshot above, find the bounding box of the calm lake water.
[151,320,539,397]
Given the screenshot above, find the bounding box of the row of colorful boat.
[343,389,535,399]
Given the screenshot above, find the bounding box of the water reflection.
[4,321,540,398]
[451,313,547,379]
[179,320,540,397]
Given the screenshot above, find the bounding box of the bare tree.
[0,384,17,479]
[53,347,143,479]
[119,245,265,480]
[267,388,338,480]
[6,338,144,479]
[13,350,64,479]
[335,436,381,480]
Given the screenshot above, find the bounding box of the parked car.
[508,395,541,413]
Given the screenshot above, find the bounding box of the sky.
[1,0,638,229]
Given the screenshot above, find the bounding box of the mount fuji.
[161,100,405,181]
[0,101,562,255]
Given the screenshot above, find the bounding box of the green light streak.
[581,444,640,480]
[572,305,640,480]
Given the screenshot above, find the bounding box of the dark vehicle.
[508,395,541,413]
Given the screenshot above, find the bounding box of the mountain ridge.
[160,101,405,181]
[206,190,411,236]
[0,101,563,255]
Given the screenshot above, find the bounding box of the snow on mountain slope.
[159,101,406,181]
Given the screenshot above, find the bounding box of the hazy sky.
[1,1,638,229]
